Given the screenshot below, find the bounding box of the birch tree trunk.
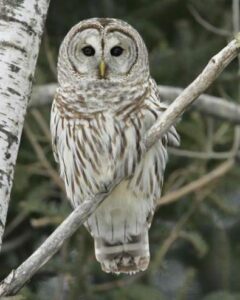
[0,0,50,250]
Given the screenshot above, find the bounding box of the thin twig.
[31,216,63,228]
[0,35,239,297]
[4,212,28,239]
[93,273,142,292]
[206,117,214,152]
[158,85,240,124]
[158,159,234,206]
[31,109,52,142]
[168,147,235,160]
[233,0,240,37]
[188,4,231,37]
[151,197,203,273]
[232,0,240,156]
[1,232,32,254]
[145,36,240,149]
[43,32,57,78]
[24,122,64,191]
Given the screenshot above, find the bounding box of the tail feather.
[94,230,150,274]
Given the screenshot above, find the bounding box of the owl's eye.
[110,46,124,57]
[82,46,95,56]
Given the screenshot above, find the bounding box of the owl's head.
[58,18,149,85]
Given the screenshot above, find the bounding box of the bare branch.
[43,32,57,79]
[233,0,240,36]
[144,37,240,148]
[158,85,240,124]
[31,83,57,107]
[31,109,52,142]
[0,193,108,296]
[31,83,240,124]
[24,123,64,191]
[151,197,203,273]
[231,0,240,172]
[0,34,239,297]
[158,159,234,206]
[1,232,32,254]
[188,4,232,37]
[168,147,235,160]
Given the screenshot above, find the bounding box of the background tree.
[0,0,50,250]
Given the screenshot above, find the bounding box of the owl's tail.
[94,230,150,274]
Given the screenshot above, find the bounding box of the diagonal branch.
[144,36,240,148]
[158,159,234,206]
[0,34,240,297]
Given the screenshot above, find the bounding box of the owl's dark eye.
[110,46,124,57]
[82,46,95,56]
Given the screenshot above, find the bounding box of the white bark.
[0,0,50,250]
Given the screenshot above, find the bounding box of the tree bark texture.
[0,0,50,250]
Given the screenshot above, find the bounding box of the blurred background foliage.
[1,0,240,299]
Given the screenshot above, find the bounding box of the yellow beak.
[99,60,106,78]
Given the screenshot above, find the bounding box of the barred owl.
[51,18,179,274]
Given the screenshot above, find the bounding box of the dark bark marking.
[34,3,41,15]
[7,87,21,96]
[4,0,24,7]
[5,152,11,160]
[0,125,18,150]
[0,218,4,229]
[0,14,37,36]
[28,73,34,82]
[0,41,27,55]
[9,64,20,73]
[0,169,11,189]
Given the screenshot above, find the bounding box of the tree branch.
[158,159,234,206]
[0,34,239,297]
[0,0,50,251]
[168,147,235,160]
[188,4,232,37]
[144,36,240,148]
[31,83,240,124]
[158,85,240,124]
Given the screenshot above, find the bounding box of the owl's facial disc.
[68,26,138,81]
[68,28,102,78]
[103,30,138,79]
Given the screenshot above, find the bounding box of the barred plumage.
[51,18,180,274]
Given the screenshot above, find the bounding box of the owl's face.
[59,18,149,83]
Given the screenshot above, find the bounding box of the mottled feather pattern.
[51,18,179,274]
[51,77,179,241]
